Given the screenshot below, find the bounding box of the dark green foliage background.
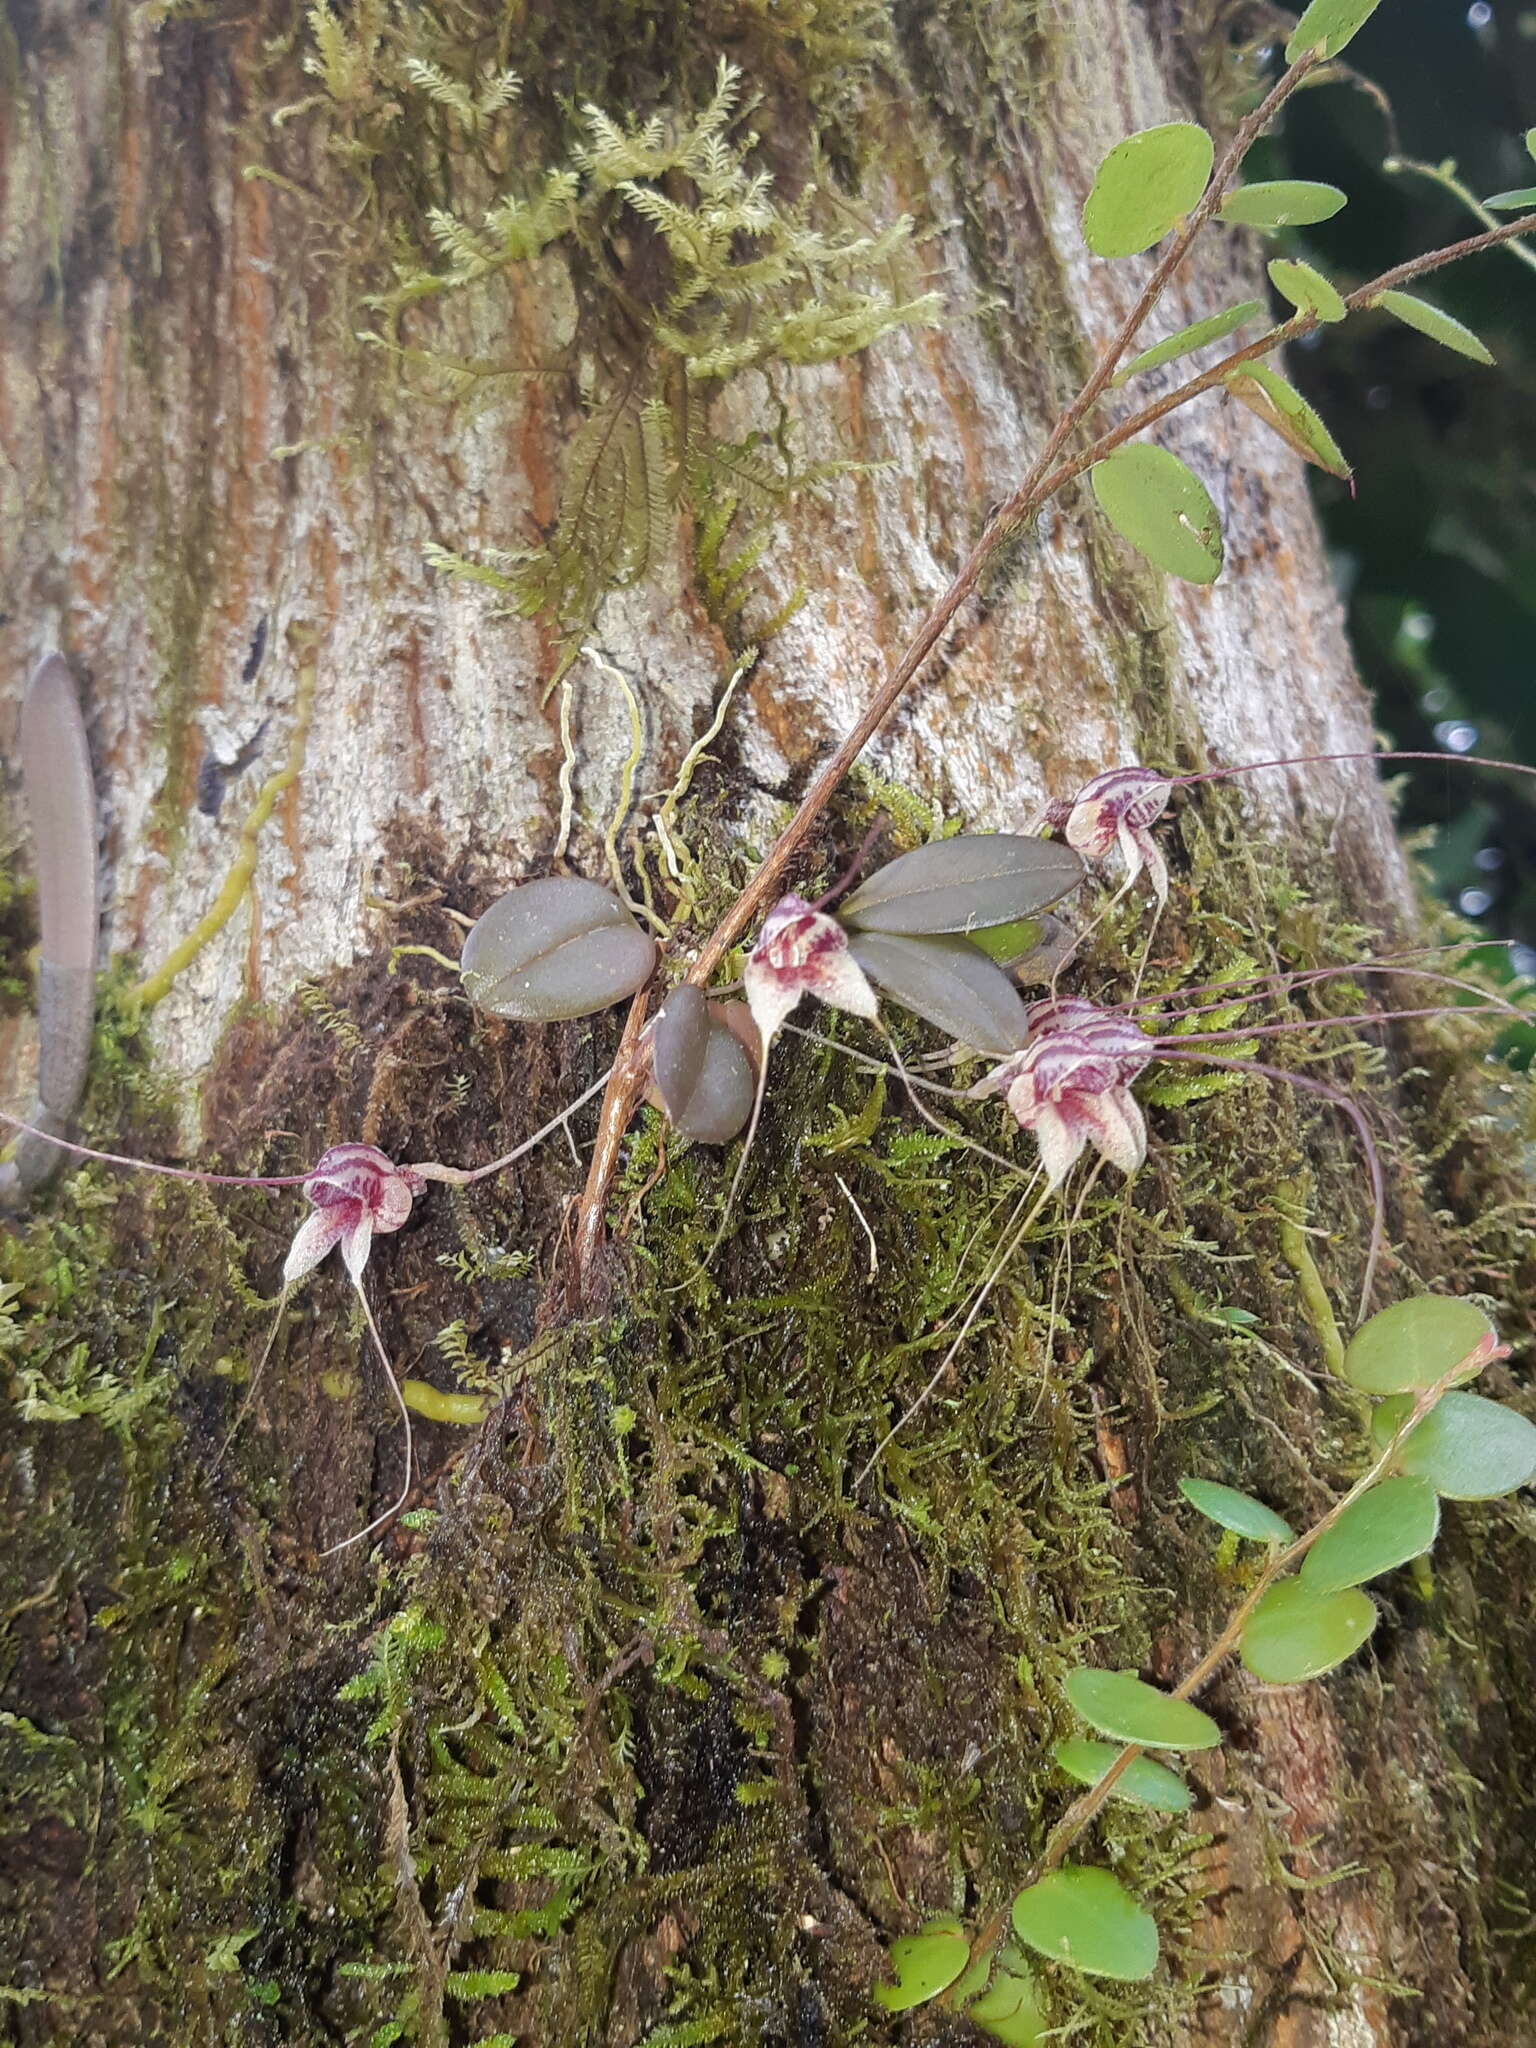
[1276,0,1536,942]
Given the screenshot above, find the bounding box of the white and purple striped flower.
[284,1143,425,1289]
[743,894,880,1047]
[975,999,1155,1188]
[1040,766,1173,906]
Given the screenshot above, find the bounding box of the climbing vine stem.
[953,1331,1506,1987]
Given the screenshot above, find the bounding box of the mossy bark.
[3,3,1534,2045]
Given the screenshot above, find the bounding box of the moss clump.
[259,13,940,679]
[4,775,1536,2043]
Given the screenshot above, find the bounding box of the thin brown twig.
[569,984,652,1302]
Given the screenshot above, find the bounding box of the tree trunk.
[2,4,1532,2045]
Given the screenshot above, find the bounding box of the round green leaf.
[1371,1391,1536,1500]
[1219,180,1348,231]
[1371,289,1494,365]
[1090,443,1223,585]
[1063,1667,1221,1750]
[1483,187,1536,211]
[1342,1295,1495,1396]
[1267,258,1347,322]
[1081,121,1215,258]
[872,1916,970,2012]
[1527,127,1536,163]
[1053,1737,1192,1813]
[1225,363,1350,478]
[1180,1476,1294,1543]
[1299,1478,1440,1593]
[1285,0,1382,60]
[1240,1579,1376,1684]
[965,1968,1048,2046]
[1010,1867,1159,1981]
[1112,300,1265,385]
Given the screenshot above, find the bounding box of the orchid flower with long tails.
[836,956,1527,1483]
[0,1108,426,1554]
[973,1000,1156,1189]
[280,1145,427,1558]
[1038,767,1173,908]
[699,895,880,1262]
[972,989,1487,1321]
[1037,742,1536,926]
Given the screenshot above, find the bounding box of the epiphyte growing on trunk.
[459,876,657,1021]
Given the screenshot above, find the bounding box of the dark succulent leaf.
[672,1009,756,1144]
[461,877,655,1022]
[23,655,99,1124]
[23,655,99,979]
[650,985,710,1122]
[839,834,1086,935]
[848,930,1031,1052]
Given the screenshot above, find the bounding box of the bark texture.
[2,3,1533,2045]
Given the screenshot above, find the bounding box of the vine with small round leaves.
[870,1305,1535,2038]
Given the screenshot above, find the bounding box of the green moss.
[7,756,1536,2044]
[263,12,939,678]
[0,852,36,1012]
